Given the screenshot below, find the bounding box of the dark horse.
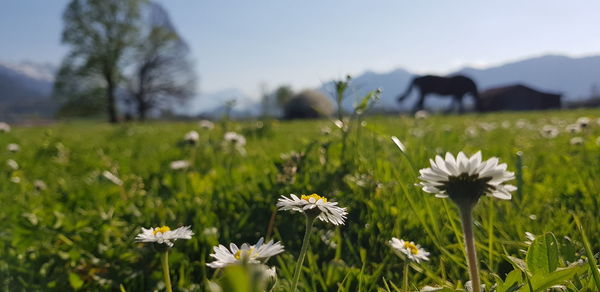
[397,75,481,113]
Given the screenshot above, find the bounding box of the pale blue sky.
[2,1,600,97]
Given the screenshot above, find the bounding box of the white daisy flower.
[206,237,284,268]
[570,137,584,145]
[576,117,590,128]
[7,143,20,152]
[224,131,246,146]
[414,110,429,119]
[199,120,215,130]
[170,160,190,170]
[6,159,18,170]
[565,124,581,134]
[135,225,193,247]
[540,125,559,138]
[389,237,430,263]
[0,122,10,133]
[391,136,406,153]
[418,152,516,205]
[184,130,200,144]
[34,180,47,191]
[277,194,347,225]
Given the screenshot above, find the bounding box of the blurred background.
[1,0,600,123]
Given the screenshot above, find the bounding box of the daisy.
[223,131,246,146]
[206,237,284,268]
[565,124,581,134]
[576,117,590,128]
[199,120,215,130]
[389,237,430,263]
[7,143,20,152]
[570,137,584,145]
[418,151,516,206]
[418,151,515,292]
[135,225,193,247]
[0,122,10,133]
[540,125,559,138]
[184,130,199,144]
[6,159,18,170]
[277,194,347,225]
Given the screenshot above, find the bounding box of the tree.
[55,0,145,123]
[127,3,196,120]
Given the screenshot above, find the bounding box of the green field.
[1,110,599,291]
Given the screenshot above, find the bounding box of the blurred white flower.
[206,237,284,268]
[0,122,10,133]
[465,126,478,137]
[184,130,200,144]
[34,180,47,191]
[202,227,219,237]
[10,176,21,184]
[515,119,529,129]
[223,131,246,146]
[570,137,584,145]
[540,125,559,138]
[320,126,332,135]
[420,286,444,292]
[199,120,215,130]
[389,237,430,263]
[7,143,20,152]
[565,124,581,134]
[7,159,18,170]
[414,110,429,119]
[501,121,511,129]
[277,194,347,225]
[102,170,123,186]
[418,152,516,204]
[576,117,590,128]
[170,160,191,170]
[135,225,193,247]
[391,136,406,153]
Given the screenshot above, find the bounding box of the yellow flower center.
[301,193,327,203]
[153,226,171,235]
[404,241,419,255]
[234,248,254,260]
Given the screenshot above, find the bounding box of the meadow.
[1,109,599,291]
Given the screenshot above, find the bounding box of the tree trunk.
[106,76,118,123]
[137,99,147,121]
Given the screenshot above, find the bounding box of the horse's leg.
[457,95,465,114]
[413,92,425,113]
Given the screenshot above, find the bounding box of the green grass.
[1,110,599,291]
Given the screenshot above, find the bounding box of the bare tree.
[128,3,196,120]
[56,0,145,123]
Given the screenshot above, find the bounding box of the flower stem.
[161,251,173,292]
[291,215,315,292]
[459,206,480,292]
[403,261,409,292]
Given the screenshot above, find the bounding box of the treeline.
[53,0,196,123]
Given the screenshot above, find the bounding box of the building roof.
[480,84,561,99]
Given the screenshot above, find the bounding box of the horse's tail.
[397,77,416,102]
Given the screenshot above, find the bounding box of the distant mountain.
[3,54,600,120]
[0,61,57,121]
[182,88,260,118]
[321,54,600,112]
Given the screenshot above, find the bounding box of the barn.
[479,84,561,112]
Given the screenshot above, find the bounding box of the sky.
[2,0,600,99]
